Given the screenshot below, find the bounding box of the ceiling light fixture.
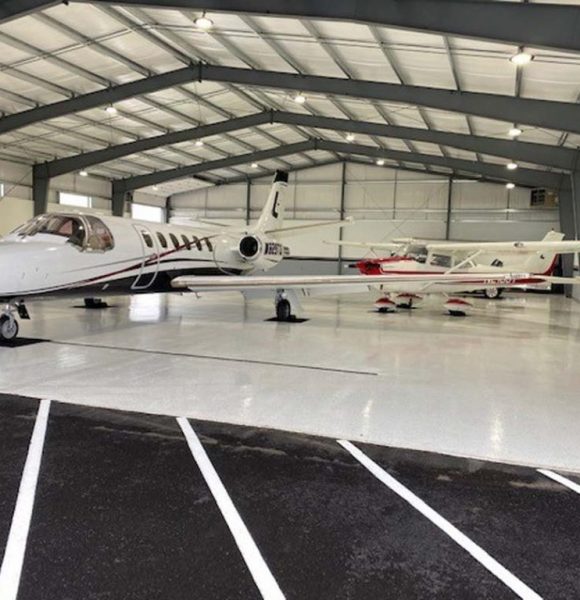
[195,139,204,147]
[508,127,522,138]
[251,162,259,168]
[293,92,306,105]
[376,158,385,166]
[79,170,88,177]
[346,133,355,142]
[105,105,117,116]
[506,162,518,170]
[506,183,515,190]
[509,51,533,66]
[194,12,213,30]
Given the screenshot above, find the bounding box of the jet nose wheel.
[0,315,19,342]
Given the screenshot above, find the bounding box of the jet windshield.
[16,214,114,251]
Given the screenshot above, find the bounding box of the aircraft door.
[132,224,160,290]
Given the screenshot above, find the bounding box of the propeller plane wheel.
[0,315,19,342]
[444,298,473,317]
[484,287,503,300]
[276,299,292,322]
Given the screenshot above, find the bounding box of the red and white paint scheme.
[330,232,580,316]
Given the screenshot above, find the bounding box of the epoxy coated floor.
[0,291,579,472]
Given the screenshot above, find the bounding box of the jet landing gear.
[273,290,302,322]
[0,302,29,343]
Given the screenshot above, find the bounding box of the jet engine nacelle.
[237,235,263,261]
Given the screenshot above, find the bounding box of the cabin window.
[84,216,114,252]
[157,232,167,249]
[181,235,191,250]
[169,233,180,249]
[192,236,202,251]
[141,231,153,248]
[430,254,452,268]
[204,237,213,252]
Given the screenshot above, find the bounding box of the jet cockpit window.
[406,244,428,263]
[15,214,114,252]
[17,214,86,248]
[84,216,114,252]
[430,254,452,268]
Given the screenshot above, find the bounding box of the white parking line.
[538,469,580,494]
[338,439,542,600]
[0,399,51,600]
[177,417,285,600]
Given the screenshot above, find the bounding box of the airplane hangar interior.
[1,1,580,599]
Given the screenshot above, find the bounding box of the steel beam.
[215,158,343,187]
[0,0,56,23]
[275,112,577,171]
[113,140,315,192]
[86,1,580,54]
[5,63,580,138]
[201,65,580,135]
[112,137,561,193]
[317,140,563,189]
[30,109,579,182]
[36,112,272,178]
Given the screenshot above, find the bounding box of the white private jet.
[327,232,580,313]
[0,171,563,342]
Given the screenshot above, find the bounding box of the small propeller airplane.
[0,170,575,342]
[325,232,580,313]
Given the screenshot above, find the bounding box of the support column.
[111,185,128,217]
[245,178,251,226]
[445,176,453,240]
[337,161,347,275]
[557,173,579,296]
[32,165,49,216]
[165,195,171,224]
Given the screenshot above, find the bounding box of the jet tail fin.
[254,170,289,234]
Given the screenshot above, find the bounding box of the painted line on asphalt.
[338,439,542,600]
[0,399,51,600]
[177,417,285,600]
[538,469,580,494]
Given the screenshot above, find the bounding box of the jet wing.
[324,240,404,251]
[171,272,531,292]
[425,241,580,254]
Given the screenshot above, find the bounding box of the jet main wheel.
[276,299,292,321]
[0,315,19,342]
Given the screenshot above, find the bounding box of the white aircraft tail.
[523,230,564,274]
[254,170,289,234]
